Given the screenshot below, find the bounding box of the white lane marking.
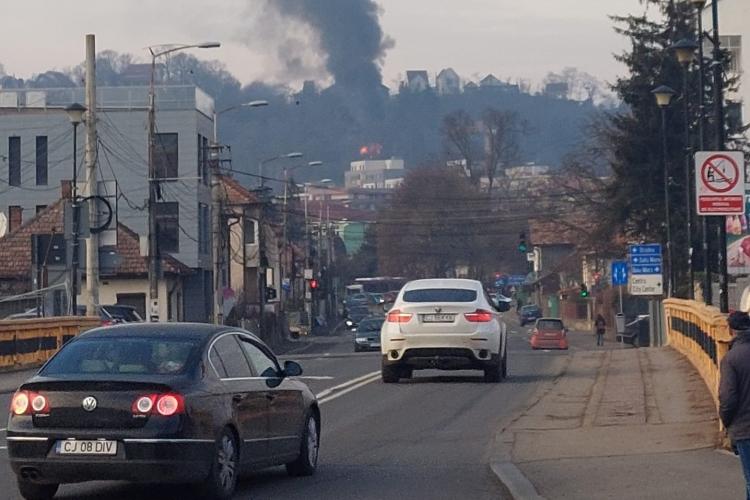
[318,374,381,406]
[315,370,380,400]
[295,376,334,380]
[0,428,6,432]
[0,446,5,450]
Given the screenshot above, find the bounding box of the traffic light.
[579,283,589,298]
[518,232,527,253]
[308,279,319,290]
[265,287,277,301]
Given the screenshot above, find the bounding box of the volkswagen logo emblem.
[435,307,442,313]
[81,396,98,412]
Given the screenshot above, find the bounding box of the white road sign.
[629,275,663,296]
[695,151,745,215]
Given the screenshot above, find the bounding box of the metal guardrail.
[663,298,732,407]
[0,317,101,369]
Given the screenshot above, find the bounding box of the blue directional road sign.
[611,261,628,286]
[628,244,663,276]
[507,275,527,286]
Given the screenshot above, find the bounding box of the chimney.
[61,180,72,200]
[8,206,23,233]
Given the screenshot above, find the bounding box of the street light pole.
[709,1,729,313]
[210,100,268,325]
[690,0,711,305]
[653,85,677,298]
[146,42,220,322]
[671,38,699,299]
[65,103,86,315]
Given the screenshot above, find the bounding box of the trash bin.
[615,313,626,335]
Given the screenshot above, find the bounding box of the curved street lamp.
[145,41,220,323]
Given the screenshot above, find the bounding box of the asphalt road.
[0,317,584,500]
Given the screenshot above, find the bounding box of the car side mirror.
[283,360,303,377]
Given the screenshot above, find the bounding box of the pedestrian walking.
[720,310,750,500]
[594,314,606,347]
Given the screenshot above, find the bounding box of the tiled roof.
[0,199,191,279]
[0,200,65,279]
[218,175,259,206]
[112,225,191,277]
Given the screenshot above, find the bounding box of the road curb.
[490,462,545,500]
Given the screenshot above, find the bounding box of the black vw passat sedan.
[7,323,320,500]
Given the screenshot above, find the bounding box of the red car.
[530,318,569,350]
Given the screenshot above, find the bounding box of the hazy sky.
[1,0,651,90]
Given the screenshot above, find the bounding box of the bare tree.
[481,108,523,192]
[441,110,480,185]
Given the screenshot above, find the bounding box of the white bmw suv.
[380,279,508,383]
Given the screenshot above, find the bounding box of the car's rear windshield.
[522,305,540,312]
[42,337,200,376]
[402,288,477,303]
[358,319,384,331]
[537,320,563,330]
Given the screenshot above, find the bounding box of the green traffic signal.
[519,232,527,254]
[580,284,589,297]
[518,243,528,253]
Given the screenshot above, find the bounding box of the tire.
[401,367,413,379]
[382,363,400,383]
[17,481,58,500]
[201,428,239,500]
[286,412,320,477]
[354,345,362,353]
[484,357,502,383]
[501,353,508,379]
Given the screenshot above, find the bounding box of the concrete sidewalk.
[492,343,746,499]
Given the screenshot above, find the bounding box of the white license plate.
[56,439,117,456]
[423,314,455,323]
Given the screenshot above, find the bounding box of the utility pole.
[710,1,729,313]
[211,126,224,324]
[147,50,160,322]
[83,34,99,316]
[257,189,267,338]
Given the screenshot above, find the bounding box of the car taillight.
[11,391,48,415]
[387,310,413,323]
[464,309,494,323]
[132,394,184,417]
[101,319,113,327]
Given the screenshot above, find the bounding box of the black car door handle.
[232,394,246,403]
[265,393,276,401]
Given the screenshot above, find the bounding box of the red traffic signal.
[309,279,319,290]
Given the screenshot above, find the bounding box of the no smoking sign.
[695,151,745,215]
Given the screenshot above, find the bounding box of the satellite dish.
[0,213,7,238]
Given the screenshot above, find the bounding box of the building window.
[8,205,22,232]
[727,101,743,135]
[202,135,209,185]
[723,35,742,74]
[154,133,178,180]
[36,136,48,186]
[244,218,256,245]
[198,203,210,255]
[36,205,47,214]
[8,137,20,186]
[197,134,210,185]
[155,202,180,253]
[706,36,742,74]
